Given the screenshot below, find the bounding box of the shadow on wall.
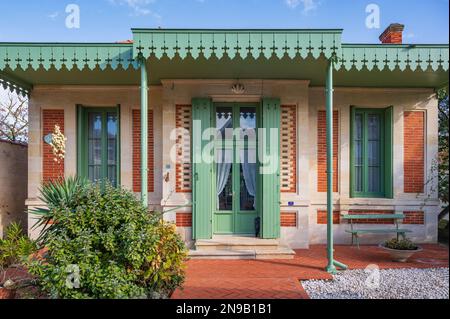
[0,140,28,237]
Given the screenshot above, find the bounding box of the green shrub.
[0,222,37,269]
[384,238,419,251]
[28,180,187,299]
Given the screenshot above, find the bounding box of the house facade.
[1,25,448,254]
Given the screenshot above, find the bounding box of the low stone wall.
[0,140,28,237]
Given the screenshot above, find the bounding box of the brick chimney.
[379,23,405,44]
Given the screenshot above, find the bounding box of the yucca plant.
[30,176,88,245]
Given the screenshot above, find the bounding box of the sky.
[0,0,448,44]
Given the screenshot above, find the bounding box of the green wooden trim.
[350,107,393,198]
[76,106,120,186]
[0,70,32,96]
[140,57,148,207]
[0,43,137,72]
[132,29,343,60]
[192,98,214,240]
[337,44,449,72]
[384,106,394,199]
[259,98,281,239]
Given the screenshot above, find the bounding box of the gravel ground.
[303,268,449,299]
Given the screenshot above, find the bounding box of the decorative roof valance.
[0,29,448,96]
[131,29,343,60]
[0,43,137,72]
[336,44,449,72]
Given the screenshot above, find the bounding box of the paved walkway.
[172,244,449,299]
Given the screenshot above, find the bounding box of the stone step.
[195,236,280,251]
[189,249,256,260]
[189,246,295,260]
[190,236,295,259]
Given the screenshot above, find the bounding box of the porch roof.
[0,29,448,96]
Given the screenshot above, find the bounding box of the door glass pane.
[239,149,256,211]
[239,107,256,141]
[216,107,233,140]
[88,113,102,183]
[107,113,118,186]
[354,114,363,192]
[216,148,233,211]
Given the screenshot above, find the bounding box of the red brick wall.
[132,110,154,193]
[176,213,192,227]
[317,110,338,192]
[403,211,425,225]
[348,210,395,224]
[280,212,297,227]
[317,210,340,224]
[42,110,64,184]
[404,111,425,193]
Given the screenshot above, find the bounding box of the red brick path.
[172,244,449,299]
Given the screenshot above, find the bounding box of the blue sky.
[0,0,448,44]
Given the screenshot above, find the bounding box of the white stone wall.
[25,82,439,246]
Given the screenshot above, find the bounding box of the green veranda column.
[325,59,347,274]
[140,56,148,208]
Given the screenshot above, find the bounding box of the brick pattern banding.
[317,210,340,225]
[348,210,395,224]
[42,110,64,184]
[176,213,192,227]
[280,105,297,193]
[403,211,425,225]
[132,109,154,193]
[280,212,297,227]
[404,111,425,193]
[317,110,338,193]
[175,105,192,193]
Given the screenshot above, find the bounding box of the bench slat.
[345,229,412,234]
[342,214,405,220]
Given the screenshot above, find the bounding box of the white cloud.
[285,0,319,14]
[108,0,159,17]
[48,12,59,20]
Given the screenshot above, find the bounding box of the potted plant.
[379,238,423,262]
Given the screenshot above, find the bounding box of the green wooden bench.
[341,214,412,249]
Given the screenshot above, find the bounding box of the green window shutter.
[77,105,86,179]
[384,106,393,199]
[259,98,281,239]
[192,98,213,239]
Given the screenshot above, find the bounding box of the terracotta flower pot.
[379,244,423,263]
[0,288,16,299]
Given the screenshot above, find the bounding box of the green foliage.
[0,222,37,269]
[437,89,449,204]
[30,176,89,244]
[28,181,187,299]
[384,238,419,251]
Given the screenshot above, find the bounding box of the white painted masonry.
[25,82,439,248]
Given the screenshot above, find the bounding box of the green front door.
[213,103,258,235]
[77,106,120,186]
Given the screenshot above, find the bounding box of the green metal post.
[325,59,347,274]
[140,56,149,208]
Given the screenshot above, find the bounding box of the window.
[350,107,393,198]
[77,106,120,187]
